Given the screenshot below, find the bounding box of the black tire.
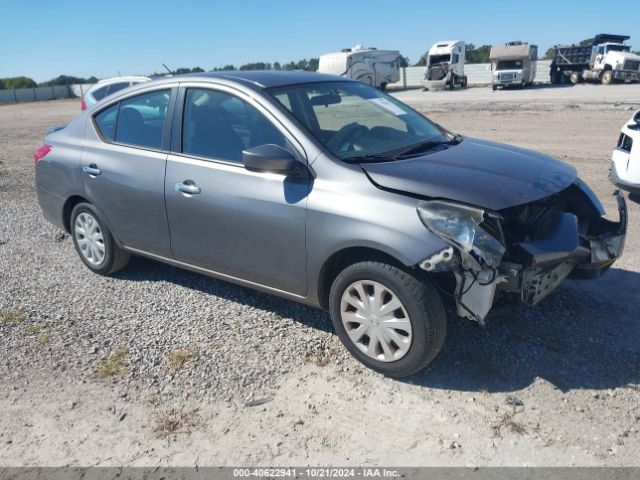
[570,72,581,84]
[70,203,129,275]
[329,261,446,378]
[492,85,498,91]
[448,75,456,90]
[462,76,468,88]
[379,82,387,91]
[601,70,613,85]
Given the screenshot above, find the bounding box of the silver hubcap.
[74,212,105,266]
[340,280,412,362]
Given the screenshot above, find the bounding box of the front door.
[164,86,309,295]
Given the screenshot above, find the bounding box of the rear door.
[81,87,176,257]
[164,84,310,295]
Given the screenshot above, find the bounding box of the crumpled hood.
[362,137,577,210]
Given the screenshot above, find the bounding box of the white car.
[81,76,150,110]
[610,110,640,194]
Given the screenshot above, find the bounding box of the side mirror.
[243,144,299,174]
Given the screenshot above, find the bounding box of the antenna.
[162,63,173,74]
[117,70,122,77]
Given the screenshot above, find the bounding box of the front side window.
[182,88,287,163]
[269,81,447,160]
[114,90,170,149]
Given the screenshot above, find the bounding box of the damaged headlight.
[417,201,506,269]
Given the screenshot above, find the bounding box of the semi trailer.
[550,34,640,85]
[318,45,401,90]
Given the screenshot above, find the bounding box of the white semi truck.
[423,40,467,90]
[318,45,401,90]
[550,34,640,85]
[490,42,538,90]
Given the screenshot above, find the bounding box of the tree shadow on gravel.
[116,258,640,393]
[404,267,640,393]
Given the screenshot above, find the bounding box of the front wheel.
[70,203,129,275]
[601,70,613,85]
[329,261,446,378]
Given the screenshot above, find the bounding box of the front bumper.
[422,79,447,90]
[422,187,628,323]
[613,70,640,81]
[610,161,640,194]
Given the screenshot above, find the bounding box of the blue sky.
[1,0,639,82]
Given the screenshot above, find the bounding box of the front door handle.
[83,164,102,176]
[175,181,201,195]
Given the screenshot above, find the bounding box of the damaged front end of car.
[417,181,627,324]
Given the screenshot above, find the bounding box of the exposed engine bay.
[417,181,627,324]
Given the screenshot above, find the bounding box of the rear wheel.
[70,203,129,275]
[329,261,446,378]
[570,72,581,84]
[601,70,613,85]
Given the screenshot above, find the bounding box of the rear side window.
[106,82,129,96]
[114,90,171,149]
[91,86,108,101]
[94,103,119,141]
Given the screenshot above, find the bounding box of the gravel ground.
[1,85,640,466]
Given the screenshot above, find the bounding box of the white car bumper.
[610,118,640,194]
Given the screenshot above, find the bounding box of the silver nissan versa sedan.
[35,71,627,377]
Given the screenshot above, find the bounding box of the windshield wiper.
[394,134,462,158]
[340,154,398,164]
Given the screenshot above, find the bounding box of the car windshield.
[496,60,523,70]
[268,81,449,160]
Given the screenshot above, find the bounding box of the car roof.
[154,70,352,89]
[96,76,151,85]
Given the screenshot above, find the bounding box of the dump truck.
[550,34,640,85]
[490,41,538,90]
[318,45,401,90]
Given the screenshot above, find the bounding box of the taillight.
[34,145,52,164]
[81,97,87,110]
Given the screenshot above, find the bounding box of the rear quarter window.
[94,103,119,141]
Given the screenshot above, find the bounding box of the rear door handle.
[175,181,201,195]
[83,164,102,176]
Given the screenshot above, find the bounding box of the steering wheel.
[327,122,369,152]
